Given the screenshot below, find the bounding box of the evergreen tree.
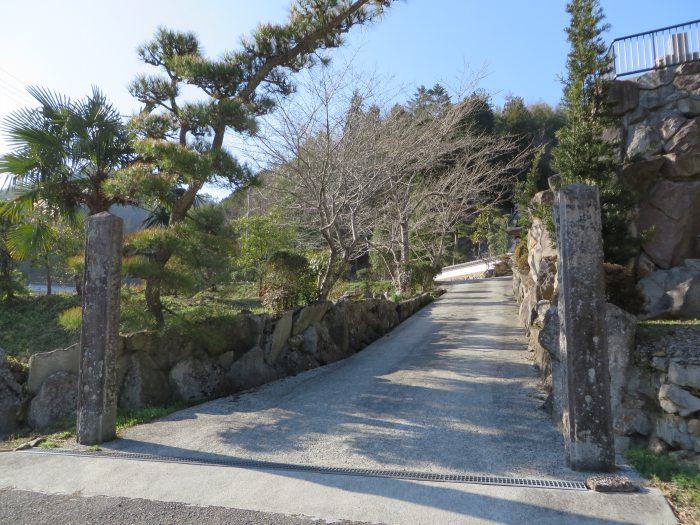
[111,0,394,324]
[551,0,635,264]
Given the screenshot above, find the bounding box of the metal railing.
[607,19,700,78]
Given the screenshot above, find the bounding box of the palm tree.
[1,87,133,302]
[0,86,134,217]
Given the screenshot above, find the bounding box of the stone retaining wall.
[514,188,700,453]
[0,292,439,435]
[609,63,700,318]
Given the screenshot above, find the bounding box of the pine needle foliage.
[551,0,637,264]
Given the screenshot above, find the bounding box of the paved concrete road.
[0,279,676,524]
[0,487,368,525]
[109,278,573,479]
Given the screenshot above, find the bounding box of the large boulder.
[529,301,554,385]
[632,67,675,90]
[27,371,77,429]
[659,384,700,417]
[118,353,171,409]
[123,331,192,371]
[27,344,79,395]
[614,408,652,437]
[534,255,557,302]
[168,357,224,402]
[665,117,700,155]
[637,180,700,268]
[626,123,663,160]
[659,114,688,141]
[322,302,349,355]
[527,216,556,281]
[619,157,665,197]
[518,275,538,331]
[609,80,639,115]
[638,263,700,319]
[661,152,700,179]
[674,69,700,94]
[677,97,700,117]
[540,306,567,429]
[314,323,346,364]
[292,302,332,336]
[0,349,22,438]
[226,346,279,392]
[656,414,693,450]
[668,361,700,390]
[346,301,376,350]
[371,299,400,333]
[639,84,688,111]
[299,326,321,362]
[606,303,637,418]
[189,314,266,357]
[266,312,293,365]
[274,347,320,377]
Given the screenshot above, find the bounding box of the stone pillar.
[555,184,615,472]
[77,212,122,445]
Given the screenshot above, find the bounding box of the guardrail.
[608,19,700,78]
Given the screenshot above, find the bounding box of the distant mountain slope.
[109,205,149,233]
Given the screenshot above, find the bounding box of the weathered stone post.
[555,184,615,471]
[77,212,122,445]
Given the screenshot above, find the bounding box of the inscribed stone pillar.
[555,184,615,472]
[77,212,122,445]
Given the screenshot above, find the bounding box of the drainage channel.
[24,448,588,491]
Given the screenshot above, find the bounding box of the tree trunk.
[396,218,412,296]
[453,231,458,265]
[45,257,52,296]
[145,277,164,327]
[317,250,338,301]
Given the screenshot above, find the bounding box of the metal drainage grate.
[24,448,587,491]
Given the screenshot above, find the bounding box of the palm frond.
[5,221,57,261]
[26,86,71,115]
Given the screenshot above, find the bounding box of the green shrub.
[410,262,438,292]
[259,251,315,314]
[513,238,529,273]
[58,306,82,333]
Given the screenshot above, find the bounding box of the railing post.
[609,19,700,77]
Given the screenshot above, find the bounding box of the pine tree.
[551,0,636,264]
[112,0,394,324]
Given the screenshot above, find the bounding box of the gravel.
[0,487,372,525]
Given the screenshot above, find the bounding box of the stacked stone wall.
[512,64,700,454]
[610,63,700,319]
[0,291,439,435]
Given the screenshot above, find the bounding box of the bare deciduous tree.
[255,67,531,296]
[254,67,387,298]
[366,97,530,293]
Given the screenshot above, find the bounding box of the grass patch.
[0,403,189,451]
[115,403,189,432]
[0,294,81,358]
[638,319,700,326]
[120,283,265,334]
[37,439,61,449]
[626,447,700,524]
[328,280,394,301]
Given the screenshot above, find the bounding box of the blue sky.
[0,1,697,194]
